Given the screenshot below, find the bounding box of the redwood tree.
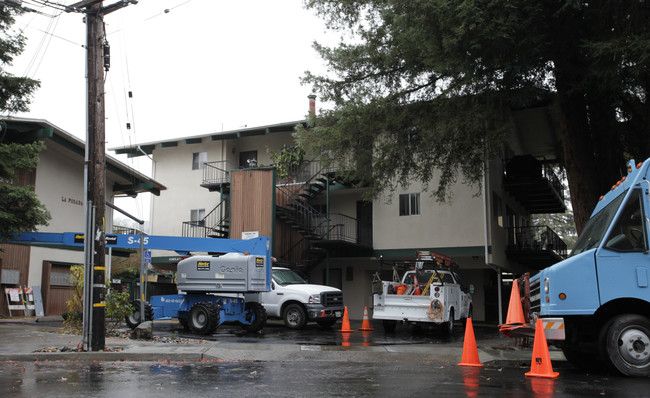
[298,0,650,233]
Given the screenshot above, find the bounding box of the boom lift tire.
[125,300,153,329]
[604,314,650,377]
[241,302,267,332]
[178,318,190,331]
[283,303,307,329]
[188,302,220,335]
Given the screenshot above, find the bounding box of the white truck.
[372,251,473,335]
[248,267,344,329]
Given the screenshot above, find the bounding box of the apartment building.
[113,101,566,322]
[0,117,165,316]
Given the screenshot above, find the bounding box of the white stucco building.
[112,100,566,322]
[0,117,164,316]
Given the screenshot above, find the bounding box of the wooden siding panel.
[230,169,274,241]
[0,244,31,316]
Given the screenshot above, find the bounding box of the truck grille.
[529,277,541,316]
[322,292,343,307]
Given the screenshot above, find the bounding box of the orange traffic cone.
[525,318,559,378]
[414,275,421,295]
[358,306,375,331]
[504,281,526,325]
[458,317,484,367]
[338,306,354,333]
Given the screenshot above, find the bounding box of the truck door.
[596,189,650,305]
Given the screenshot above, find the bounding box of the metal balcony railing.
[112,225,146,235]
[202,160,235,185]
[506,225,568,259]
[181,199,229,238]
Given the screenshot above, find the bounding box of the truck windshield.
[273,269,307,285]
[571,191,626,256]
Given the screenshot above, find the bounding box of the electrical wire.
[107,0,195,35]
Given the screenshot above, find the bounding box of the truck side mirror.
[469,284,475,294]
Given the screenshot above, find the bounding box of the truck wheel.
[604,314,650,376]
[188,302,220,335]
[383,320,397,333]
[283,303,307,329]
[442,308,454,337]
[242,302,267,333]
[125,300,153,329]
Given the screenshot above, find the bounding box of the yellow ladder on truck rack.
[420,273,437,296]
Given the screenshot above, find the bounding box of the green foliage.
[63,265,134,335]
[268,144,305,181]
[0,6,40,113]
[105,288,131,334]
[0,141,51,243]
[63,265,84,333]
[0,6,47,243]
[301,1,650,223]
[112,267,138,280]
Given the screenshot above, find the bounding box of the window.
[190,209,205,226]
[192,152,207,170]
[604,189,647,252]
[399,193,420,216]
[239,151,258,168]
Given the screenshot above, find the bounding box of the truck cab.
[530,158,650,376]
[250,267,344,329]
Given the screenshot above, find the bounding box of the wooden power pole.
[66,0,138,352]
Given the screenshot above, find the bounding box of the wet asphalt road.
[1,357,648,397]
[1,320,649,397]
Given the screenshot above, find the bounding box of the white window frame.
[399,193,420,216]
[190,208,206,226]
[192,152,207,170]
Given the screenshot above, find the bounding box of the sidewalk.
[0,316,566,365]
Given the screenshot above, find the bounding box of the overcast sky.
[9,0,336,223]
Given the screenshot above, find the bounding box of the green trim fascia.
[113,181,161,196]
[49,133,85,156]
[184,138,202,144]
[159,142,178,148]
[374,246,490,259]
[210,133,238,141]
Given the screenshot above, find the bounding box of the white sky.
[8,0,337,224]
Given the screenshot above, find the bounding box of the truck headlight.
[544,277,549,294]
[309,295,321,304]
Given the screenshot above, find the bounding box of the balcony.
[506,225,568,269]
[201,161,235,192]
[503,155,565,214]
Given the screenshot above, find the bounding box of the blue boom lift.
[12,232,272,334]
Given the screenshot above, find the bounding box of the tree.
[298,1,650,233]
[0,5,49,243]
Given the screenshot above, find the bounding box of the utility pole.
[66,0,138,352]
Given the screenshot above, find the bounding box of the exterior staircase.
[181,198,230,239]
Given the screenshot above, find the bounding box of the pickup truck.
[247,267,344,329]
[372,252,473,335]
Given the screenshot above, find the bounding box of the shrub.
[63,265,135,335]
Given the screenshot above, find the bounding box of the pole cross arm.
[65,0,138,14]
